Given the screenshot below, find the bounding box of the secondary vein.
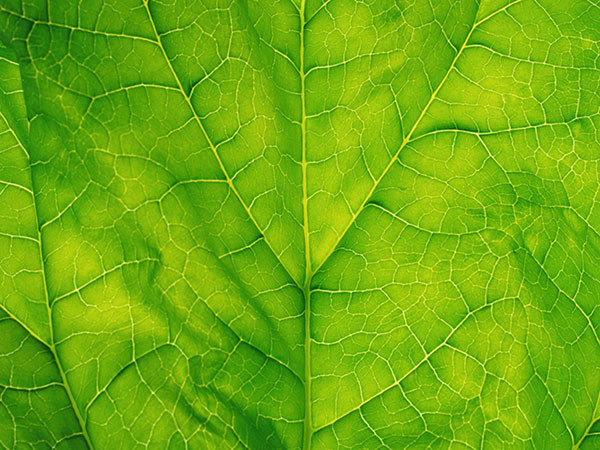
[141,0,302,290]
[310,1,507,277]
[24,136,94,449]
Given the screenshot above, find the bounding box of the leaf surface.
[1,0,600,448]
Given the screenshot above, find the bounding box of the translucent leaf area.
[1,0,600,448]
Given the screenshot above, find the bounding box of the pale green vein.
[0,8,157,45]
[141,0,302,290]
[299,0,312,448]
[0,93,94,447]
[18,140,94,450]
[312,297,509,434]
[0,303,48,350]
[311,1,519,278]
[575,398,600,448]
[38,190,95,450]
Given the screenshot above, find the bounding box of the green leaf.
[1,0,600,448]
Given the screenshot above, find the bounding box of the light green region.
[0,0,599,448]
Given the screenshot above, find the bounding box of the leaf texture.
[1,0,600,448]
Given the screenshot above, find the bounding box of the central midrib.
[299,0,312,449]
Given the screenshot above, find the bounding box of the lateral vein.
[142,0,302,290]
